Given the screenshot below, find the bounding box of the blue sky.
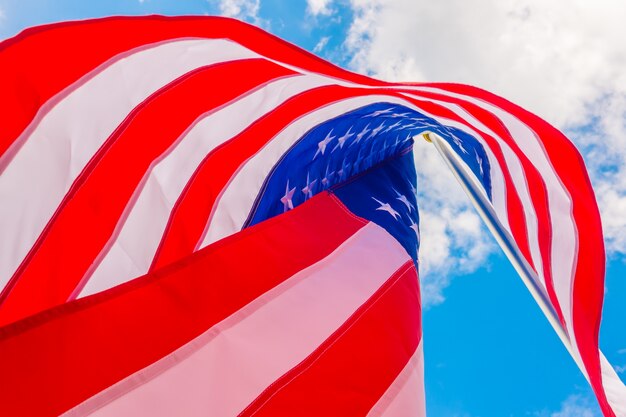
[1,1,624,415]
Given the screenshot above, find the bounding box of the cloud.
[534,394,601,417]
[346,0,625,126]
[341,0,626,303]
[413,139,496,307]
[306,0,334,16]
[313,36,330,53]
[213,0,265,25]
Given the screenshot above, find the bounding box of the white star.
[280,180,296,212]
[337,158,351,181]
[331,126,355,152]
[321,165,335,188]
[408,181,417,197]
[421,121,439,128]
[390,112,411,118]
[313,130,336,159]
[372,197,400,220]
[475,150,484,176]
[367,121,386,139]
[393,188,415,212]
[399,122,417,130]
[396,133,412,146]
[383,121,402,133]
[409,218,420,240]
[301,173,318,199]
[365,107,395,117]
[452,135,468,154]
[350,123,371,146]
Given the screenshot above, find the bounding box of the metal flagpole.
[422,132,589,382]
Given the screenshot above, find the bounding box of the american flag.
[0,16,623,416]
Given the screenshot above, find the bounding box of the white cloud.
[306,0,334,16]
[313,36,330,53]
[213,0,264,25]
[413,139,496,307]
[346,0,625,126]
[535,394,601,417]
[342,0,626,303]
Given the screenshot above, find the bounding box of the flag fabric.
[0,15,623,416]
[0,192,424,416]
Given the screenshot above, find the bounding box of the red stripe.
[395,93,534,269]
[0,16,388,162]
[151,85,388,269]
[423,82,611,416]
[239,261,421,417]
[0,192,365,417]
[0,59,295,326]
[408,89,566,328]
[153,87,531,275]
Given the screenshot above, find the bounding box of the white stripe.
[406,88,626,415]
[367,341,426,417]
[200,93,487,248]
[402,92,546,285]
[601,352,626,417]
[0,38,262,289]
[77,73,335,297]
[63,223,411,417]
[400,101,512,238]
[410,86,580,360]
[198,95,412,247]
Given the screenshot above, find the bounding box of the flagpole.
[422,132,589,382]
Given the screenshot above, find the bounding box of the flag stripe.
[86,86,423,296]
[420,82,616,416]
[411,84,579,333]
[69,223,411,417]
[238,261,420,417]
[393,104,512,234]
[0,38,261,292]
[393,94,534,270]
[1,16,623,417]
[149,85,379,270]
[367,342,426,417]
[601,353,626,417]
[419,86,577,331]
[0,193,367,416]
[196,90,523,254]
[86,84,513,298]
[0,59,295,326]
[148,87,390,270]
[3,73,520,315]
[0,16,386,162]
[405,89,565,326]
[76,74,335,297]
[198,94,421,248]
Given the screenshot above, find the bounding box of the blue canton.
[242,102,493,262]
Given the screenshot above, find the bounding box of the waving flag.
[0,16,623,416]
